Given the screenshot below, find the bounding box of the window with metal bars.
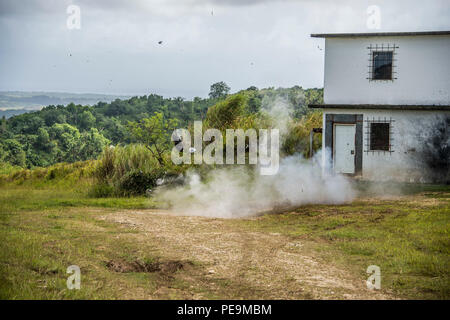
[365,117,394,153]
[372,51,393,80]
[370,123,390,151]
[367,44,398,81]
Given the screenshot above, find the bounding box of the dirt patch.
[101,210,396,299]
[106,259,190,275]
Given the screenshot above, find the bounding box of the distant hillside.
[0,91,131,118]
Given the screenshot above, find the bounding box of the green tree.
[35,127,51,152]
[209,81,230,99]
[0,143,5,163]
[0,86,324,168]
[79,128,110,159]
[79,110,96,131]
[24,116,45,134]
[128,112,178,165]
[246,91,262,114]
[205,94,246,130]
[49,123,82,162]
[100,117,129,144]
[56,114,67,124]
[282,111,323,157]
[1,115,6,134]
[2,139,26,167]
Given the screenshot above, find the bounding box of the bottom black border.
[0,300,445,319]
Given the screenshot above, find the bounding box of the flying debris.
[317,45,323,51]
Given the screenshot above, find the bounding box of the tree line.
[0,82,323,170]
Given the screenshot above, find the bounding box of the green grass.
[0,205,168,299]
[1,164,449,299]
[0,160,160,212]
[354,180,450,196]
[0,182,190,299]
[231,191,450,299]
[0,187,156,212]
[0,163,168,299]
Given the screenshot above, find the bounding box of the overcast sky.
[0,0,449,98]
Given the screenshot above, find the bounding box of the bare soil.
[101,210,396,299]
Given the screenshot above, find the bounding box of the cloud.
[0,0,449,97]
[0,0,66,16]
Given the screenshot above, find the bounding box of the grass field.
[233,193,450,299]
[0,173,449,299]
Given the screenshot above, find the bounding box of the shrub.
[0,162,22,176]
[118,169,164,196]
[94,144,171,196]
[205,94,247,130]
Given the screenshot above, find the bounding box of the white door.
[334,124,356,174]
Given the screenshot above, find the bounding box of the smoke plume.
[155,96,356,218]
[155,153,355,218]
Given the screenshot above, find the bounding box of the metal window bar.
[366,43,399,81]
[364,117,395,154]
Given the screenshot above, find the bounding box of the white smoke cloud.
[261,95,294,136]
[155,153,355,218]
[155,96,355,218]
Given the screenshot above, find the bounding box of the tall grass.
[0,160,97,190]
[93,145,181,197]
[0,162,22,176]
[1,144,184,198]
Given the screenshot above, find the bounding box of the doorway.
[333,124,356,174]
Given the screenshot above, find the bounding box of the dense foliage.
[0,84,323,170]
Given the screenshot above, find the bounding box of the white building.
[309,31,450,182]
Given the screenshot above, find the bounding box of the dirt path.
[102,210,395,299]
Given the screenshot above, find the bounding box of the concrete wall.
[322,108,450,182]
[324,35,450,105]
